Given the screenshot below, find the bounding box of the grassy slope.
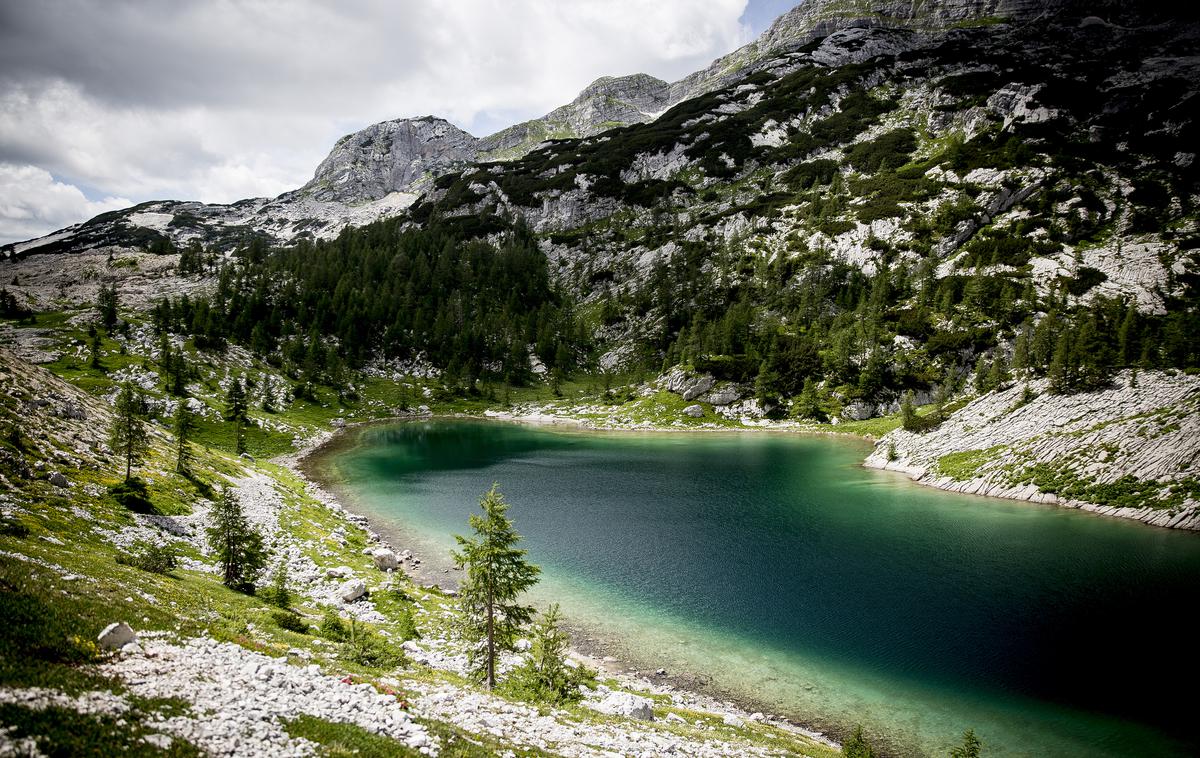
[0,311,841,758]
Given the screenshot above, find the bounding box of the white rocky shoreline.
[286,424,841,754]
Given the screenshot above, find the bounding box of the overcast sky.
[0,0,800,244]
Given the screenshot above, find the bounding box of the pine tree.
[261,374,275,412]
[97,284,119,333]
[225,375,247,422]
[900,390,919,431]
[986,353,1009,392]
[453,485,541,689]
[950,728,983,758]
[88,326,103,370]
[843,725,877,758]
[206,490,267,592]
[507,603,582,703]
[109,383,149,483]
[1047,332,1073,394]
[173,402,195,475]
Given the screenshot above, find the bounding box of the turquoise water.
[314,419,1200,757]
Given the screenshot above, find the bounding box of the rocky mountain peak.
[301,116,479,203]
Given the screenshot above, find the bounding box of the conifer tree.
[109,383,149,483]
[207,490,267,592]
[173,403,195,475]
[225,375,247,422]
[97,283,119,333]
[507,603,584,704]
[950,728,983,758]
[453,485,541,689]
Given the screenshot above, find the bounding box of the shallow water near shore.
[310,418,1200,757]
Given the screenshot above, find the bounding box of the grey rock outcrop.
[301,116,480,202]
[866,371,1200,530]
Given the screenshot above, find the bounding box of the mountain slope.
[3,0,1120,258]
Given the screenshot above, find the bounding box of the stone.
[98,621,137,650]
[326,566,353,579]
[371,548,399,571]
[48,471,68,488]
[723,714,745,728]
[683,404,704,418]
[339,580,367,603]
[587,691,655,721]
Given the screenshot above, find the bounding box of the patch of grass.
[934,446,1005,480]
[0,704,202,757]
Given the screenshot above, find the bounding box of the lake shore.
[288,419,847,754]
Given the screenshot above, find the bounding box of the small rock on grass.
[98,621,137,650]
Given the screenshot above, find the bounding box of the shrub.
[108,478,154,514]
[341,622,405,669]
[394,605,421,642]
[115,540,179,574]
[319,610,350,642]
[0,515,29,538]
[271,611,309,634]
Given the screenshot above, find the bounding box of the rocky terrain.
[864,370,1200,529]
[0,341,839,757]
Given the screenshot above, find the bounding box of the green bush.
[319,609,350,642]
[271,611,309,634]
[108,478,154,513]
[394,605,421,642]
[0,515,30,538]
[116,540,179,574]
[342,625,405,669]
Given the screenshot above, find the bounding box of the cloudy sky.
[0,0,800,244]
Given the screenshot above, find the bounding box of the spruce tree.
[843,725,877,758]
[507,603,583,704]
[97,283,119,333]
[950,728,983,758]
[173,402,195,475]
[207,490,267,592]
[225,375,247,422]
[453,485,541,689]
[109,383,149,483]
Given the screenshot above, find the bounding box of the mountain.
[3,0,1131,259]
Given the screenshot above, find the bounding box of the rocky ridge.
[1,0,1125,259]
[865,370,1200,529]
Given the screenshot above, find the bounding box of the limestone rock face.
[302,116,480,202]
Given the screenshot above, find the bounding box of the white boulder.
[339,580,367,603]
[371,548,399,571]
[97,621,137,650]
[586,691,655,721]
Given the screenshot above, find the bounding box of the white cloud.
[0,0,753,242]
[0,163,131,244]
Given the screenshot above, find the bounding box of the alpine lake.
[307,418,1200,757]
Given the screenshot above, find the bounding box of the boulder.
[701,387,742,406]
[326,566,354,579]
[371,548,399,571]
[97,621,137,650]
[48,471,68,488]
[843,400,875,421]
[339,580,367,603]
[587,691,655,721]
[683,404,704,418]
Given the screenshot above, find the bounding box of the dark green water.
[314,419,1200,757]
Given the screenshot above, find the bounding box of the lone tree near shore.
[207,490,267,592]
[453,484,541,689]
[109,382,149,483]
